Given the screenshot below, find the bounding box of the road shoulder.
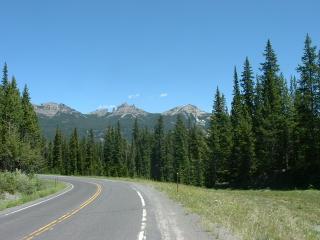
[131,182,214,240]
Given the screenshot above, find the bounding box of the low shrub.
[0,170,43,196]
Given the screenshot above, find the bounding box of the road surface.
[0,176,212,240]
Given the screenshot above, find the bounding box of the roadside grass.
[89,175,320,240]
[148,182,320,240]
[0,173,65,211]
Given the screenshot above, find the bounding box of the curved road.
[0,176,212,240]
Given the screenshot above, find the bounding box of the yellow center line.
[21,183,102,240]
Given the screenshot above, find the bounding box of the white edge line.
[3,182,74,217]
[133,187,147,240]
[136,191,146,207]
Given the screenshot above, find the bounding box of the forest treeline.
[0,63,42,173]
[1,35,320,188]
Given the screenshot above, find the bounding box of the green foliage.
[41,35,320,190]
[0,170,41,195]
[241,57,255,117]
[151,116,166,181]
[188,124,207,186]
[206,88,232,187]
[52,128,63,173]
[173,115,189,184]
[0,64,43,173]
[0,171,65,211]
[294,35,320,186]
[230,67,255,187]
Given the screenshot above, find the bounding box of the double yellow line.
[22,183,102,240]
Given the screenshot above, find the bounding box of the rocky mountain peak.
[163,104,207,117]
[89,108,109,117]
[34,102,80,117]
[109,103,148,118]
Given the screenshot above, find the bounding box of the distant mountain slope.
[35,103,210,140]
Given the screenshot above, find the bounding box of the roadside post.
[176,172,179,193]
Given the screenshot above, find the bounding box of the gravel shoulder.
[131,182,237,240]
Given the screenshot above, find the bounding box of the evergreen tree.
[230,67,242,184]
[128,139,136,178]
[173,115,189,184]
[206,88,232,187]
[254,40,285,186]
[62,136,70,175]
[78,137,87,175]
[163,130,175,182]
[241,57,255,118]
[151,116,165,180]
[52,128,63,173]
[294,35,320,186]
[69,128,80,175]
[231,67,256,187]
[85,129,95,175]
[1,77,22,137]
[132,119,143,177]
[0,75,23,171]
[114,122,126,176]
[45,141,53,173]
[103,127,113,176]
[1,62,8,89]
[140,127,152,178]
[188,124,207,186]
[21,85,41,147]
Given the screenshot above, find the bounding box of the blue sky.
[0,0,319,113]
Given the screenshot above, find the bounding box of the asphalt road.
[0,176,213,240]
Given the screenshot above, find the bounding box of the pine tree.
[103,127,113,176]
[114,122,126,176]
[0,64,9,170]
[0,63,8,120]
[231,66,256,187]
[205,90,219,188]
[62,136,70,175]
[128,139,136,178]
[21,85,41,147]
[85,129,95,175]
[230,67,242,184]
[173,115,189,184]
[241,57,255,118]
[1,77,22,137]
[132,119,143,177]
[317,50,320,116]
[78,137,87,175]
[294,35,320,186]
[69,128,80,175]
[278,74,295,174]
[163,130,175,182]
[0,75,23,171]
[188,124,207,186]
[111,125,120,176]
[254,40,287,187]
[1,62,8,89]
[151,116,165,180]
[206,88,232,187]
[52,128,63,173]
[45,141,53,173]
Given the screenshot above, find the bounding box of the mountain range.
[34,103,211,140]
